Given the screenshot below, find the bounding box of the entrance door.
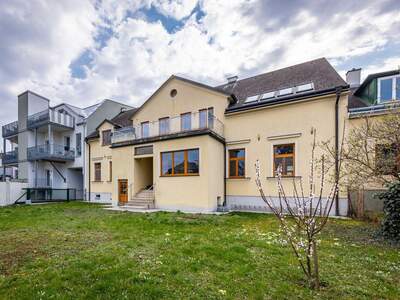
[118,179,128,204]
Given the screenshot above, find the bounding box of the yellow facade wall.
[224,94,348,198]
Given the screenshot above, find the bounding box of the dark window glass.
[161,152,173,175]
[181,113,191,131]
[174,151,185,174]
[229,149,245,178]
[187,149,199,174]
[380,78,393,102]
[141,122,149,138]
[199,110,207,128]
[159,117,170,135]
[208,107,214,129]
[76,133,82,156]
[273,144,295,176]
[396,78,400,100]
[102,130,112,146]
[94,163,101,181]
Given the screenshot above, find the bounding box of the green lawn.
[0,203,399,299]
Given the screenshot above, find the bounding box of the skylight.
[260,91,275,101]
[297,83,314,92]
[278,88,293,97]
[245,95,260,103]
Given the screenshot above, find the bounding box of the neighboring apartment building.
[1,91,132,200]
[86,58,352,215]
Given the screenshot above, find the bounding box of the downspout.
[86,140,91,202]
[224,143,227,208]
[334,86,343,216]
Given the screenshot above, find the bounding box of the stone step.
[130,196,154,202]
[123,203,155,209]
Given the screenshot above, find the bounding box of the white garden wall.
[0,180,28,206]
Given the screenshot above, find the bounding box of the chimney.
[227,75,238,84]
[346,68,361,88]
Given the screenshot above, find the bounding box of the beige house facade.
[86,58,355,215]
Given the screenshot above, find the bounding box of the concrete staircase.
[122,188,155,209]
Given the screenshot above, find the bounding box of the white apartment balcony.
[27,144,75,162]
[112,112,224,145]
[2,149,18,165]
[27,109,74,130]
[2,121,18,138]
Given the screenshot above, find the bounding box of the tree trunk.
[312,239,320,289]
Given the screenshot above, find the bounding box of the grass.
[0,202,399,299]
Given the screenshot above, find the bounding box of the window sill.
[226,177,251,180]
[266,176,302,179]
[160,174,199,177]
[92,180,103,183]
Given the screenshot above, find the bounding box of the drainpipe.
[223,143,227,208]
[86,140,91,202]
[334,86,343,216]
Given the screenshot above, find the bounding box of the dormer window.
[378,75,400,103]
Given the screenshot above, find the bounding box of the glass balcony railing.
[2,120,18,137]
[2,149,18,164]
[27,109,75,129]
[112,112,224,144]
[27,144,75,161]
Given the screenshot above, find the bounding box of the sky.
[1,0,400,138]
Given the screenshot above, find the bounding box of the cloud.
[0,0,400,145]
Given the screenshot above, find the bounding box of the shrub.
[378,182,400,241]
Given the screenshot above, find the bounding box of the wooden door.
[118,179,128,204]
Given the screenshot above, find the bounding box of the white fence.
[0,180,28,206]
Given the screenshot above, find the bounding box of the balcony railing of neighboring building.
[2,149,18,164]
[111,112,225,144]
[2,120,18,137]
[27,109,75,129]
[27,144,75,161]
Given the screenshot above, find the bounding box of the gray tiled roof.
[217,58,348,112]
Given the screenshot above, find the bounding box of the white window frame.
[377,75,400,103]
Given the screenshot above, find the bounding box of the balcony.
[27,109,74,129]
[27,144,75,162]
[2,149,18,165]
[2,121,18,137]
[112,112,224,145]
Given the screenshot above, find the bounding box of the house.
[1,91,132,201]
[86,58,351,215]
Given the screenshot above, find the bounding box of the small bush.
[378,182,400,241]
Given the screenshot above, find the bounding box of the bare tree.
[339,109,400,189]
[254,131,340,289]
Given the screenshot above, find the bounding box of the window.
[199,108,214,129]
[141,122,149,138]
[94,163,101,181]
[229,149,245,178]
[181,113,191,131]
[161,149,199,176]
[170,89,177,97]
[297,83,313,92]
[245,95,260,103]
[380,78,393,102]
[109,161,112,181]
[102,130,112,146]
[375,143,400,175]
[273,144,295,176]
[159,117,170,135]
[378,76,400,102]
[278,88,293,97]
[76,133,82,156]
[260,92,275,101]
[64,136,70,151]
[199,109,207,128]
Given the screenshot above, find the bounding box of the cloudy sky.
[1,0,400,132]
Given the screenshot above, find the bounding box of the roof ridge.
[216,57,328,87]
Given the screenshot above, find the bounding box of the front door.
[118,179,128,204]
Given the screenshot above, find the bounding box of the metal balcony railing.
[2,149,18,164]
[27,144,75,161]
[27,109,75,129]
[112,112,224,144]
[2,120,18,137]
